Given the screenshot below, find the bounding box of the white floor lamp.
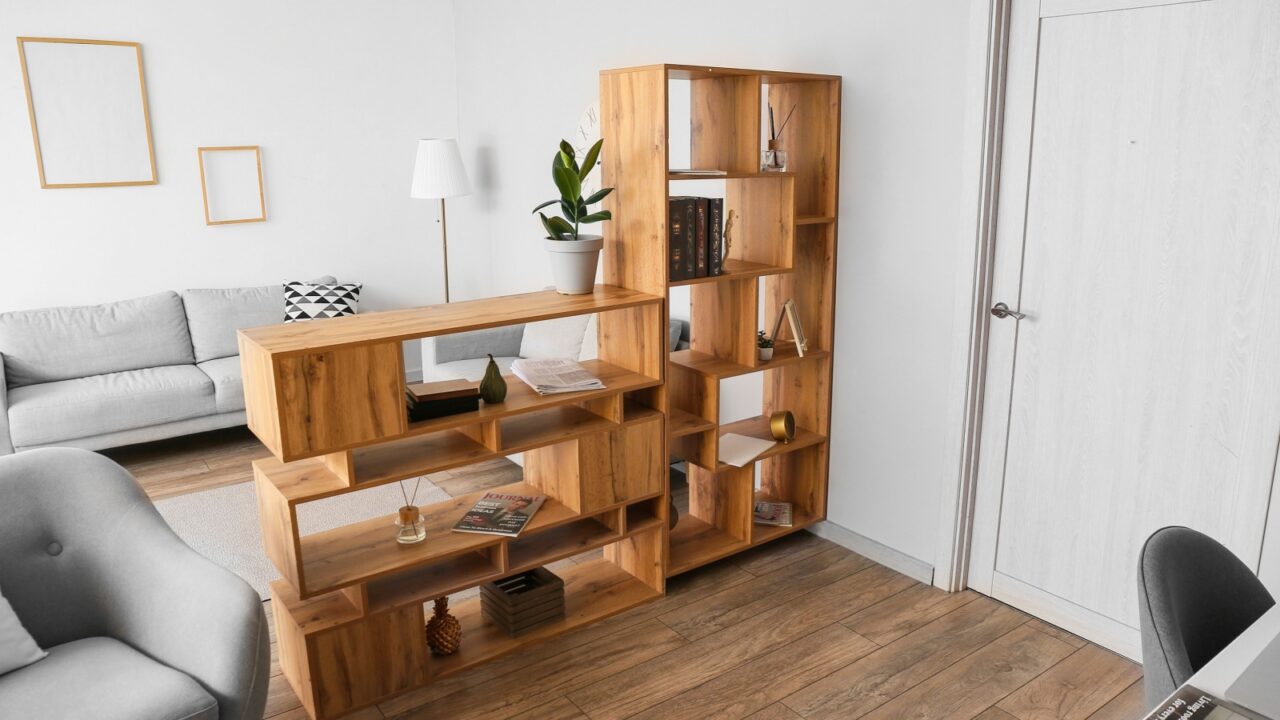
[410,138,471,303]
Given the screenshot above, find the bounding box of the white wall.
[0,0,461,375]
[449,0,973,570]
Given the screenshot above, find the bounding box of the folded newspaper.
[511,358,605,395]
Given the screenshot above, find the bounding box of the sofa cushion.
[0,586,45,676]
[284,281,361,323]
[520,315,590,360]
[7,366,215,447]
[197,356,244,413]
[0,636,217,720]
[0,292,194,389]
[182,276,336,363]
[429,356,518,383]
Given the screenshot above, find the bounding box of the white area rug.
[155,477,451,598]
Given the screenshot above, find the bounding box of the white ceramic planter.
[545,235,604,294]
[758,347,774,361]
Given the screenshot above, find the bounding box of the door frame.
[934,0,1219,595]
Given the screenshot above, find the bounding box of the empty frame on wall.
[198,146,267,225]
[17,37,158,188]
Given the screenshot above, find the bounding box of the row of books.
[669,196,725,281]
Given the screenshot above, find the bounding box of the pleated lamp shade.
[410,138,471,199]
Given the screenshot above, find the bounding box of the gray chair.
[1137,525,1275,707]
[0,448,269,720]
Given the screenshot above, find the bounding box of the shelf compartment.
[297,481,579,598]
[668,407,715,439]
[668,514,749,576]
[405,360,659,438]
[670,343,829,379]
[500,405,618,453]
[622,399,664,426]
[240,285,662,355]
[669,259,790,288]
[750,490,820,546]
[365,547,503,614]
[796,215,835,225]
[506,512,622,572]
[715,414,826,471]
[626,497,665,534]
[350,429,492,488]
[430,557,661,680]
[668,170,795,180]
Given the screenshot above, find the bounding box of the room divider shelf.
[668,258,790,287]
[670,344,830,379]
[668,515,750,576]
[716,415,826,469]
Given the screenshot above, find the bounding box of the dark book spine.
[683,200,697,278]
[707,198,724,275]
[693,198,709,278]
[668,197,693,281]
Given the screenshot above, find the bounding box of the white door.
[969,0,1280,659]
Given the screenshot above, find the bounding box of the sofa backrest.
[0,291,195,388]
[182,275,337,363]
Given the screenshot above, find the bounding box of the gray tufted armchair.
[0,448,269,720]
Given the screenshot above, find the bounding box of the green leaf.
[578,139,603,181]
[552,165,581,205]
[559,139,576,161]
[531,198,558,214]
[560,200,578,222]
[578,210,612,224]
[546,215,576,239]
[583,187,613,206]
[538,212,562,240]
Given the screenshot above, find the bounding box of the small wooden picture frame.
[198,146,266,225]
[17,37,158,188]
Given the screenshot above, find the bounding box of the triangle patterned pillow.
[283,281,362,323]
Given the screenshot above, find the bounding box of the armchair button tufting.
[47,542,62,556]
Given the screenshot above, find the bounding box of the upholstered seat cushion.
[6,366,215,447]
[182,276,336,363]
[196,357,245,413]
[0,636,217,720]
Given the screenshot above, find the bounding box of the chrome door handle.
[991,302,1026,320]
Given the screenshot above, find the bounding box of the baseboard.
[809,520,935,585]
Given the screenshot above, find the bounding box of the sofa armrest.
[427,325,525,366]
[0,352,13,455]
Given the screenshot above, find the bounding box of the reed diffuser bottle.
[394,477,427,544]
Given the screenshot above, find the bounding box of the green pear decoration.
[478,354,507,404]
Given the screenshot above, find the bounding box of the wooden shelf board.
[239,285,661,355]
[667,515,748,577]
[298,481,581,597]
[430,558,660,680]
[668,170,795,181]
[366,551,503,615]
[622,401,664,427]
[351,429,491,489]
[750,492,821,546]
[715,415,826,471]
[625,500,664,534]
[796,215,836,225]
[507,516,622,573]
[405,360,658,438]
[668,258,790,288]
[254,455,351,504]
[668,407,715,438]
[669,343,830,379]
[500,406,616,453]
[269,578,364,636]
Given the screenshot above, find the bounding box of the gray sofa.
[0,447,269,719]
[0,278,332,454]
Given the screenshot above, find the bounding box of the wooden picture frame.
[16,37,158,188]
[197,146,267,225]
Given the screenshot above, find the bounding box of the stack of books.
[669,196,725,281]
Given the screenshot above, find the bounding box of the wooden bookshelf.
[244,61,839,720]
[602,63,840,578]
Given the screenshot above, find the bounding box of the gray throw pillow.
[0,587,45,676]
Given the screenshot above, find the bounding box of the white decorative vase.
[758,347,774,361]
[545,235,604,295]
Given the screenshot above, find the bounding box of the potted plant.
[532,139,614,294]
[757,331,774,361]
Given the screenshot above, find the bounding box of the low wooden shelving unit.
[242,61,839,720]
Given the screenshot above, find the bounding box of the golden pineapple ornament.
[426,597,461,655]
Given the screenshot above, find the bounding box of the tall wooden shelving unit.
[241,62,838,720]
[601,63,841,577]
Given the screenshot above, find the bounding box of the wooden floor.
[107,428,1146,720]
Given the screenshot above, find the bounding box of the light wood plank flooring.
[106,428,1146,720]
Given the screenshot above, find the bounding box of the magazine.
[452,492,546,537]
[1142,686,1267,720]
[511,358,605,395]
[753,501,794,527]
